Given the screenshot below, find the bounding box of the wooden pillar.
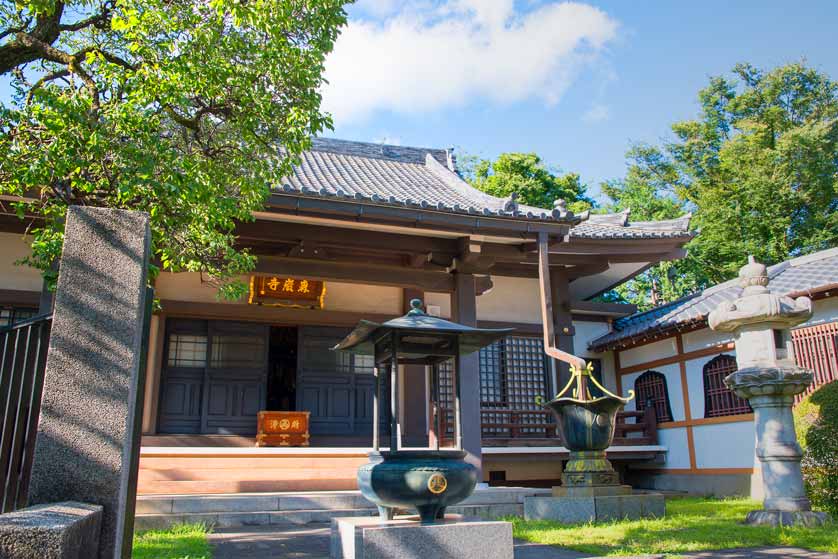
[550,268,576,390]
[402,289,428,447]
[452,272,482,473]
[141,314,165,435]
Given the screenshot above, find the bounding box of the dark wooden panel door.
[157,320,208,434]
[297,326,389,438]
[158,319,268,435]
[201,321,268,434]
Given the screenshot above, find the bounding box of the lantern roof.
[333,299,513,357]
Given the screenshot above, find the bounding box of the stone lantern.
[708,256,830,526]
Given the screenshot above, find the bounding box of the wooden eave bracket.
[537,231,587,371]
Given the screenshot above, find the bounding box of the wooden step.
[137,453,367,495]
[137,478,360,495]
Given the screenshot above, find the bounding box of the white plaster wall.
[799,297,838,327]
[619,337,678,368]
[694,421,756,469]
[658,427,691,469]
[682,328,735,353]
[574,321,617,392]
[155,272,403,314]
[424,292,451,318]
[0,233,42,292]
[476,276,540,323]
[620,371,640,411]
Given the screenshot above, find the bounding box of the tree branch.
[0,3,65,74]
[26,68,71,103]
[58,2,113,32]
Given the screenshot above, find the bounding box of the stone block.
[552,485,631,498]
[0,502,102,559]
[173,495,278,514]
[524,496,595,523]
[28,207,151,559]
[331,515,513,559]
[524,492,666,523]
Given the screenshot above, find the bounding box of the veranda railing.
[0,314,52,513]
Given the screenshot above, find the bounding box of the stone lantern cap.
[708,256,812,332]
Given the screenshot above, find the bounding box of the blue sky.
[322,0,838,203]
[3,1,837,205]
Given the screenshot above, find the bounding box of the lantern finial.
[408,299,425,315]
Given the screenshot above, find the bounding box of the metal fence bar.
[0,314,52,513]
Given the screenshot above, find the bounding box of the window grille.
[703,354,751,417]
[210,335,266,368]
[0,307,38,329]
[634,370,673,423]
[167,334,208,367]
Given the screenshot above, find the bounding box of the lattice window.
[436,359,456,439]
[479,336,552,438]
[479,341,506,406]
[167,334,208,367]
[634,370,673,423]
[210,335,266,368]
[703,354,751,418]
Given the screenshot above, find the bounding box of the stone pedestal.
[524,486,665,523]
[330,515,513,559]
[561,450,620,487]
[725,366,830,527]
[709,255,832,527]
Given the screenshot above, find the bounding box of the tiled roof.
[276,138,693,239]
[588,247,838,351]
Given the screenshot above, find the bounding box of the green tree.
[0,0,347,298]
[461,152,594,213]
[603,62,838,309]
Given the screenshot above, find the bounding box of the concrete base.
[330,514,513,559]
[0,502,102,559]
[745,509,831,527]
[524,492,665,523]
[626,471,753,497]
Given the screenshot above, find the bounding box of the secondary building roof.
[589,247,838,352]
[276,138,693,241]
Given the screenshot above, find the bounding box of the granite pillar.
[452,272,481,474]
[28,207,152,558]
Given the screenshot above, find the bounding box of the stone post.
[28,207,152,558]
[708,256,829,527]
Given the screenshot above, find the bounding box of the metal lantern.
[333,299,511,523]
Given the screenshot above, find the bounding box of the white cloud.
[322,1,619,124]
[582,103,609,122]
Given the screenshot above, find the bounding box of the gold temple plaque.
[248,276,326,309]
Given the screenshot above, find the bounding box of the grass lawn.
[133,523,212,559]
[511,497,837,557]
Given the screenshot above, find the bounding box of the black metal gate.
[0,314,51,513]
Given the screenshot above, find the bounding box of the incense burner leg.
[377,505,395,521]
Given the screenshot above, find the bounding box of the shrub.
[794,380,838,516]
